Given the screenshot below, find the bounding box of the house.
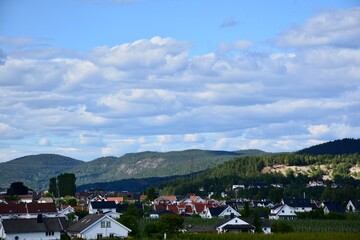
[106,197,124,204]
[0,202,57,219]
[67,214,131,239]
[0,215,67,240]
[322,202,345,215]
[269,204,297,220]
[307,181,325,188]
[282,198,314,212]
[88,201,117,214]
[346,200,360,212]
[37,197,54,203]
[204,205,240,219]
[251,200,274,208]
[216,217,255,233]
[232,185,245,190]
[153,196,177,205]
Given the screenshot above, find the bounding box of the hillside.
[0,154,84,191]
[297,138,360,155]
[0,149,265,191]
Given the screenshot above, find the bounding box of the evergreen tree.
[48,177,58,197]
[7,182,29,195]
[57,173,76,197]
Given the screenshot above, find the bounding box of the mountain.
[0,149,267,191]
[297,138,360,155]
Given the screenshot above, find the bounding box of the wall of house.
[219,207,240,218]
[82,218,129,239]
[5,231,61,240]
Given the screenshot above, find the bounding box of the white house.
[205,206,241,219]
[88,201,117,214]
[216,217,255,233]
[282,198,314,213]
[0,216,66,240]
[269,204,297,220]
[67,214,131,239]
[346,200,360,212]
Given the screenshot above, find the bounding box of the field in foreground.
[166,232,360,240]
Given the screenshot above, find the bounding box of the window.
[46,231,54,236]
[282,210,284,213]
[110,233,114,237]
[97,233,103,239]
[101,221,111,228]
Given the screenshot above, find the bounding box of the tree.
[241,201,250,218]
[7,182,29,195]
[252,211,262,233]
[146,187,157,201]
[57,173,76,197]
[158,214,184,234]
[48,177,59,197]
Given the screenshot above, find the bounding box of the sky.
[1,0,360,162]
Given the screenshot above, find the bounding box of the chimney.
[37,214,43,223]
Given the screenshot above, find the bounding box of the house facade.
[269,204,297,220]
[67,214,131,239]
[216,217,255,234]
[0,216,66,240]
[205,206,241,219]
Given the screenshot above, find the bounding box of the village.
[0,181,359,240]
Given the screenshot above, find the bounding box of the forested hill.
[0,149,266,191]
[297,138,360,155]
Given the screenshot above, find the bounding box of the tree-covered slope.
[297,138,360,155]
[0,149,265,191]
[0,154,84,190]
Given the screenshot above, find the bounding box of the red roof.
[154,204,167,211]
[27,203,57,213]
[185,205,193,214]
[166,204,179,214]
[0,203,27,214]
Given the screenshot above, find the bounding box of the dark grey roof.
[324,202,345,213]
[150,210,174,215]
[223,224,255,230]
[351,200,360,209]
[2,217,67,233]
[90,201,117,209]
[67,214,104,233]
[209,206,227,216]
[283,198,313,208]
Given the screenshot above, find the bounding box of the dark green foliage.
[48,177,58,197]
[252,211,262,233]
[117,204,143,237]
[271,221,294,233]
[242,202,250,218]
[297,138,360,155]
[57,173,76,197]
[158,214,184,234]
[146,187,157,201]
[7,182,29,195]
[74,210,88,220]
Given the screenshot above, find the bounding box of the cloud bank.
[1,7,360,161]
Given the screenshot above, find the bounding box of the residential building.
[67,214,131,239]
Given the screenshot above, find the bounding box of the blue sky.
[1,0,360,161]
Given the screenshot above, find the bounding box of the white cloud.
[1,15,360,161]
[275,7,360,48]
[38,137,51,146]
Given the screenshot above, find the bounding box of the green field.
[168,232,360,240]
[284,219,360,232]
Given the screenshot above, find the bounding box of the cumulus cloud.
[1,12,360,162]
[274,7,360,48]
